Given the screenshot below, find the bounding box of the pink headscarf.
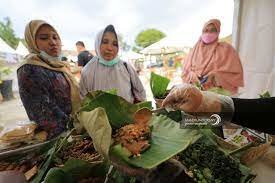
[182,19,244,94]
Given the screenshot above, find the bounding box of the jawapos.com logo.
[180,113,222,128]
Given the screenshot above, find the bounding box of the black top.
[77,51,93,67]
[232,97,275,134]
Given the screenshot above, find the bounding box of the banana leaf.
[44,158,108,183]
[155,108,183,122]
[150,72,170,98]
[110,115,201,169]
[78,107,112,158]
[80,91,152,129]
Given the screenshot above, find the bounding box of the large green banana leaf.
[110,115,201,169]
[44,158,108,183]
[78,108,112,158]
[150,72,170,98]
[80,91,152,129]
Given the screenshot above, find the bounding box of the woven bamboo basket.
[215,134,272,165]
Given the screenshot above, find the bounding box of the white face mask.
[39,51,62,62]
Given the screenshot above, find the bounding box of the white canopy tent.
[233,0,275,98]
[0,38,15,54]
[121,50,143,61]
[15,41,28,56]
[140,34,196,55]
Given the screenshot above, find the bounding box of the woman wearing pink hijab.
[182,19,244,95]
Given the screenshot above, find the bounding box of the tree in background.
[133,29,166,52]
[0,17,20,49]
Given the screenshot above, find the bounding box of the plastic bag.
[0,121,37,143]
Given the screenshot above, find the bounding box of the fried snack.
[113,123,151,156]
[0,122,37,143]
[34,131,48,142]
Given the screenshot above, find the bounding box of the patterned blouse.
[17,64,72,139]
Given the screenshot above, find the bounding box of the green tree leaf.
[135,29,166,48]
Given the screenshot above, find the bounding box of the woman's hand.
[201,73,217,90]
[161,84,233,116]
[161,84,203,113]
[189,71,201,84]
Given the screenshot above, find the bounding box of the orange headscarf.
[182,19,244,94]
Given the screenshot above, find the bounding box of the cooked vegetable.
[179,137,254,183]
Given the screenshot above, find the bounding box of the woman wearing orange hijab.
[17,20,80,139]
[182,19,244,95]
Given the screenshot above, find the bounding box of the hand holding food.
[161,84,234,119]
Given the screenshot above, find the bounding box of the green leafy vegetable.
[259,90,271,98]
[179,136,255,183]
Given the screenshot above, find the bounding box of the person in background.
[75,41,93,67]
[17,20,80,139]
[161,84,275,135]
[80,25,146,103]
[168,57,174,67]
[182,19,244,95]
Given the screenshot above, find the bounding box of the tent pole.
[232,0,243,52]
